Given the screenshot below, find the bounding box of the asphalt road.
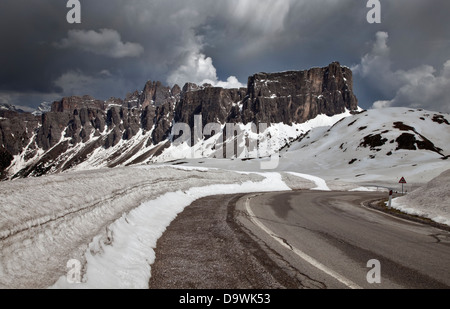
[237,191,450,289]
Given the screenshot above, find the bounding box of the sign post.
[388,190,393,209]
[399,177,407,195]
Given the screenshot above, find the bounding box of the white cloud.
[167,52,217,86]
[210,76,245,89]
[352,32,400,96]
[55,29,144,58]
[375,62,450,113]
[354,32,450,113]
[371,100,392,109]
[167,51,244,89]
[355,31,390,77]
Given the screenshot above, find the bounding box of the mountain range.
[1,61,448,182]
[0,62,358,179]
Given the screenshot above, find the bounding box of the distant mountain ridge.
[0,62,359,179]
[0,103,26,113]
[32,102,52,116]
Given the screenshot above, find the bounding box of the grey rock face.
[51,95,106,113]
[241,62,358,125]
[139,81,180,108]
[175,86,246,128]
[0,111,40,179]
[0,111,40,155]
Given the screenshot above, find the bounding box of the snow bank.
[391,169,450,226]
[0,166,268,288]
[286,172,330,191]
[0,166,297,289]
[51,172,290,289]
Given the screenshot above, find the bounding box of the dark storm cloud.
[0,0,449,112]
[54,29,144,58]
[0,1,68,94]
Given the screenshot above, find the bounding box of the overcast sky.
[0,0,449,112]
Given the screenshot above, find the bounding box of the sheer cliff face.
[175,62,357,127]
[242,62,358,125]
[0,62,359,179]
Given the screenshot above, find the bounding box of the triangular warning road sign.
[399,177,407,184]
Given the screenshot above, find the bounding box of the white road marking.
[244,196,362,289]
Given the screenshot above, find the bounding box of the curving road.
[237,191,450,289]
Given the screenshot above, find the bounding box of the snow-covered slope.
[32,102,52,116]
[171,108,449,187]
[392,169,450,226]
[278,108,449,184]
[151,109,356,164]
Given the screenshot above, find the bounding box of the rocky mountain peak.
[139,80,180,109]
[0,62,360,180]
[241,61,357,125]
